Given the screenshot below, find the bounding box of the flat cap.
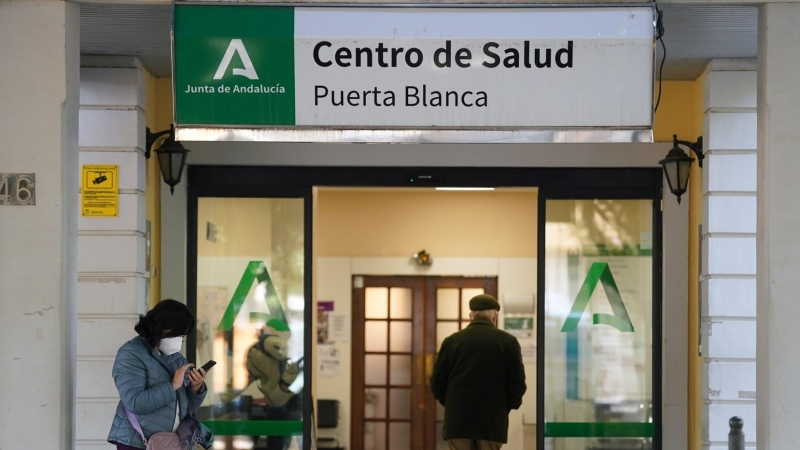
[469,294,500,311]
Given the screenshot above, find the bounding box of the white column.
[700,59,758,450]
[757,4,800,449]
[76,58,148,449]
[0,1,80,449]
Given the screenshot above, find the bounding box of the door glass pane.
[389,355,412,385]
[389,422,411,450]
[436,288,459,319]
[365,355,388,385]
[365,388,387,419]
[389,321,412,352]
[436,322,459,350]
[194,197,305,444]
[365,321,388,352]
[389,388,411,419]
[365,422,387,450]
[390,287,412,319]
[366,287,389,319]
[461,288,485,319]
[544,199,654,449]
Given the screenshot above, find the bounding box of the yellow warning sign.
[81,165,118,217]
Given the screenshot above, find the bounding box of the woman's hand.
[187,367,207,394]
[173,363,194,391]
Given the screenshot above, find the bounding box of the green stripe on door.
[201,420,303,436]
[544,422,654,438]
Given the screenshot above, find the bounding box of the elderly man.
[430,294,527,450]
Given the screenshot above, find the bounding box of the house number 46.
[0,173,36,206]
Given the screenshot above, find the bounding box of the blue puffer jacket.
[107,336,207,448]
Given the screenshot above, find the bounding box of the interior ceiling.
[80,4,757,80]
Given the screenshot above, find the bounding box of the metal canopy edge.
[176,127,653,144]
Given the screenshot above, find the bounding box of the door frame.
[186,165,664,450]
[536,186,663,450]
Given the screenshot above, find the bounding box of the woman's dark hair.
[135,299,196,349]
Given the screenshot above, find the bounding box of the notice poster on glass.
[318,301,334,344]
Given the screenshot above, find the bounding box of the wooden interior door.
[424,277,499,450]
[352,276,498,450]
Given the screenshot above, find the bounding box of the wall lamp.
[659,134,704,204]
[145,124,190,195]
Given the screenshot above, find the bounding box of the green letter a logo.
[217,261,289,332]
[561,262,634,333]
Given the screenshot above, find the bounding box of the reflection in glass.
[390,288,413,319]
[365,321,388,352]
[436,322,459,351]
[365,388,387,419]
[436,288,459,320]
[366,288,389,319]
[365,422,387,450]
[389,422,411,450]
[389,389,411,419]
[461,288,485,319]
[365,355,388,386]
[195,197,305,448]
[389,355,412,385]
[389,322,412,353]
[544,199,654,450]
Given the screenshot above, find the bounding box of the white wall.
[316,257,537,449]
[0,2,79,449]
[699,59,758,450]
[76,59,149,449]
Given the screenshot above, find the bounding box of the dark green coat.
[430,319,526,443]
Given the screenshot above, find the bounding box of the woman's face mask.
[159,336,184,355]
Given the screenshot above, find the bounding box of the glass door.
[538,194,661,450]
[188,189,311,450]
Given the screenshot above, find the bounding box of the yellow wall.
[655,80,704,450]
[317,189,538,258]
[144,74,175,307]
[687,74,705,450]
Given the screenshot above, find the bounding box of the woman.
[107,299,213,449]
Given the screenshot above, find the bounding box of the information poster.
[81,165,118,217]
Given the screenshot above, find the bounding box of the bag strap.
[124,407,148,445]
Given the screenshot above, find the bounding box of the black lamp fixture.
[659,134,704,204]
[145,124,190,195]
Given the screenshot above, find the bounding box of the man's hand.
[282,361,299,385]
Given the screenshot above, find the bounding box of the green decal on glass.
[561,262,634,333]
[218,261,288,331]
[544,422,654,438]
[174,5,296,126]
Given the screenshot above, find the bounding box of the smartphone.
[198,360,216,372]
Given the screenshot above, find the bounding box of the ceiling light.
[435,187,495,191]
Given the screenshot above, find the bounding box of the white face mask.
[159,336,184,355]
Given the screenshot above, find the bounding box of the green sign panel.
[174,6,296,126]
[561,262,634,333]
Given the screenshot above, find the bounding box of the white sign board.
[294,7,654,128]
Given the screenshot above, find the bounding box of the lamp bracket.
[145,124,176,159]
[674,135,704,168]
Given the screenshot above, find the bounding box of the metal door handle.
[424,354,434,386]
[415,354,424,386]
